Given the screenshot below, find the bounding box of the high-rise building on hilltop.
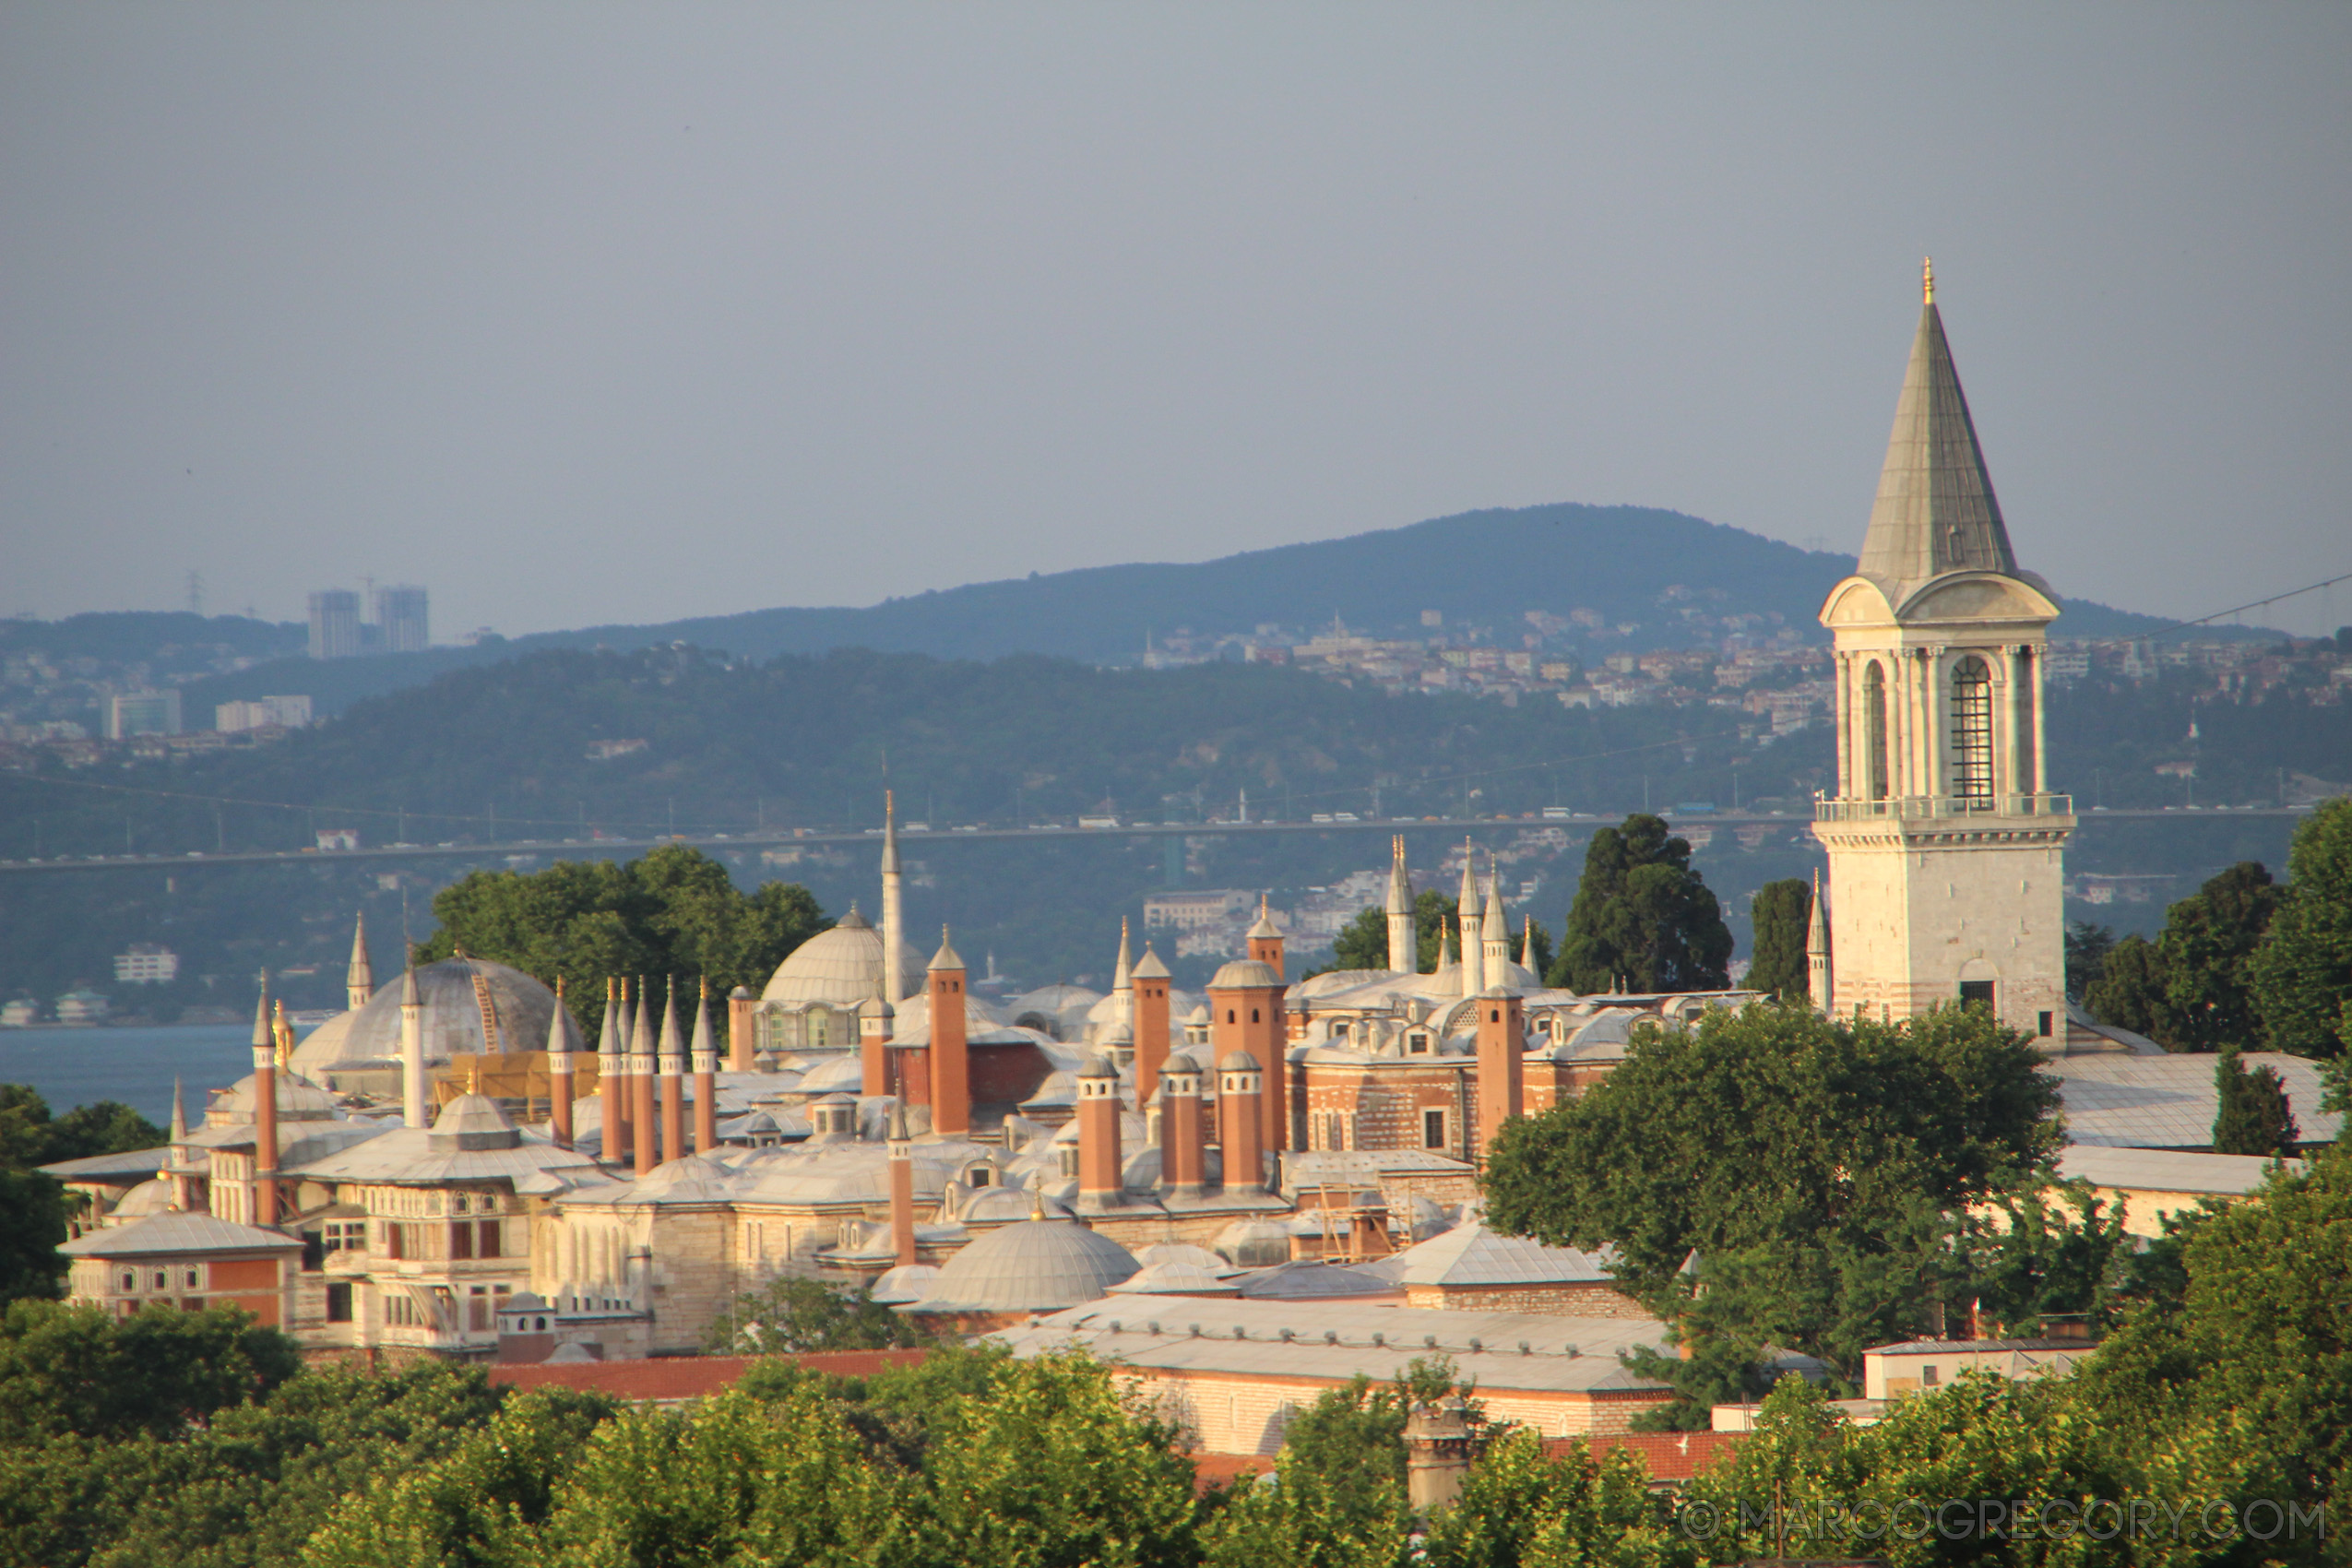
[308,589,361,659]
[374,585,429,652]
[1811,262,2073,1043]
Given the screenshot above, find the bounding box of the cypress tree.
[1746,879,1812,1002]
[2212,1045,2299,1157]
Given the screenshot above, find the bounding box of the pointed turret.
[1385,837,1416,974]
[630,976,659,1176]
[598,977,625,1165]
[1854,260,2020,603]
[1481,861,1510,992]
[928,926,963,973]
[1456,845,1482,1002]
[1806,870,1832,1009]
[168,1076,187,1145]
[548,976,576,1150]
[690,977,718,1155]
[345,912,374,1011]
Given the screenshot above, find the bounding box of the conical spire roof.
[1855,263,2020,602]
[1132,944,1170,980]
[1385,836,1412,914]
[250,982,272,1049]
[1482,860,1506,930]
[1456,844,1479,915]
[632,979,657,1056]
[1246,897,1281,941]
[929,926,964,972]
[1112,919,1134,992]
[598,979,621,1056]
[346,913,373,992]
[691,980,715,1062]
[659,978,683,1071]
[545,979,580,1055]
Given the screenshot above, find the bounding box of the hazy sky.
[5,5,2347,639]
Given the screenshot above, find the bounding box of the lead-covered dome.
[903,1217,1137,1314]
[760,909,923,1007]
[291,956,559,1075]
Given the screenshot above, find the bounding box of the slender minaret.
[691,979,718,1155]
[1481,861,1510,993]
[1109,919,1134,1031]
[881,790,906,1006]
[250,984,279,1226]
[1520,915,1538,976]
[886,1099,917,1267]
[658,978,685,1166]
[630,978,659,1177]
[166,1076,192,1211]
[1806,871,1832,1008]
[1385,837,1416,973]
[399,954,427,1130]
[345,912,374,1012]
[1456,845,1481,1002]
[548,978,576,1151]
[598,978,625,1165]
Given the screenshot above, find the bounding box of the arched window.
[1950,656,1994,802]
[1862,661,1890,800]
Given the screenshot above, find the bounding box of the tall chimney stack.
[548,977,576,1151]
[927,929,969,1137]
[1218,1050,1265,1194]
[1132,945,1172,1110]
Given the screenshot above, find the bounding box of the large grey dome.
[291,957,560,1075]
[906,1218,1137,1314]
[761,910,923,1007]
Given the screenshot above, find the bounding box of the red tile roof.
[490,1348,928,1402]
[1190,1453,1277,1492]
[1548,1429,1741,1481]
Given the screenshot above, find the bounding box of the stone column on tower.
[927,930,970,1137]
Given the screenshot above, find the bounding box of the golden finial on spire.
[469,1057,483,1095]
[1922,256,1935,304]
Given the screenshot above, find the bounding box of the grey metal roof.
[1372,1219,1616,1289]
[904,1218,1139,1313]
[1207,959,1284,991]
[2046,1053,2342,1148]
[39,1145,175,1181]
[290,956,559,1072]
[59,1211,302,1257]
[2056,1145,2299,1196]
[1232,1259,1398,1300]
[295,1124,602,1184]
[992,1299,1673,1395]
[1854,295,2021,604]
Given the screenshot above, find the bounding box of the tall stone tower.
[1812,263,2073,1046]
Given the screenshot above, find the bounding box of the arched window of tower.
[1950,657,1994,802]
[1863,661,1890,801]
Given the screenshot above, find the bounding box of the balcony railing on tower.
[1814,793,2073,823]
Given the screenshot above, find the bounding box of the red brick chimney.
[1133,945,1172,1110]
[1218,1050,1265,1194]
[1474,987,1526,1161]
[860,995,895,1098]
[1159,1051,1206,1200]
[691,980,718,1156]
[1076,1052,1123,1207]
[928,929,969,1137]
[726,985,755,1073]
[630,977,659,1177]
[1209,957,1292,1156]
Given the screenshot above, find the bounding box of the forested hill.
[186,502,2177,718]
[54,644,1795,853]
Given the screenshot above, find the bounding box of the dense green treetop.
[2212,1044,2301,1156]
[2249,797,2352,1057]
[1550,814,1731,993]
[1744,878,1812,1003]
[0,1089,169,1304]
[418,845,828,1038]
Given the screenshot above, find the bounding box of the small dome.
[1109,1259,1237,1296]
[761,917,923,1007]
[908,1217,1138,1313]
[871,1264,940,1304]
[1135,1241,1229,1272]
[212,1071,339,1124]
[429,1092,520,1151]
[795,1055,865,1095]
[110,1176,174,1221]
[1295,969,1394,999]
[618,1153,740,1203]
[1211,1219,1292,1268]
[1217,1049,1260,1072]
[1208,959,1284,991]
[959,1184,1073,1224]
